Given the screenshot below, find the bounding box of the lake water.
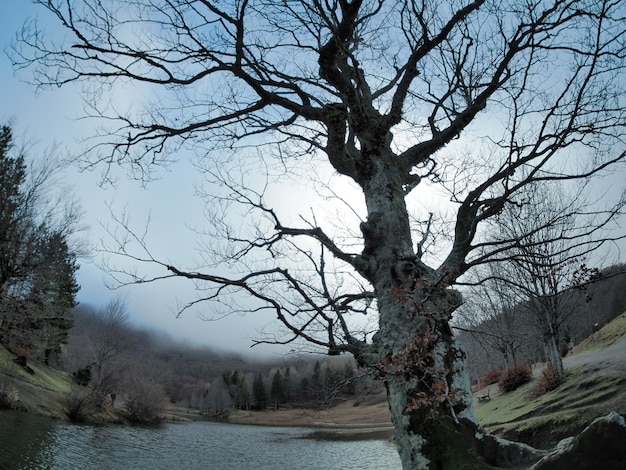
[0,411,401,469]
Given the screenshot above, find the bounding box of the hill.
[474,312,626,449]
[0,345,73,419]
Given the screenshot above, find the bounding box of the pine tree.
[252,373,267,410]
[270,370,286,410]
[0,124,80,364]
[284,367,293,402]
[0,125,27,301]
[343,362,356,395]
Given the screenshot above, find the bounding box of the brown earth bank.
[219,393,394,439]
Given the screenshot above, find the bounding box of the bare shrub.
[480,369,502,387]
[0,379,22,410]
[498,363,532,393]
[62,386,94,422]
[532,363,563,397]
[123,376,166,424]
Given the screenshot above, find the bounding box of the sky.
[0,2,289,357]
[2,2,625,358]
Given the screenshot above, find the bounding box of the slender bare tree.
[87,298,130,399]
[475,182,610,379]
[456,269,534,370]
[12,1,626,468]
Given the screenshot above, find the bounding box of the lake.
[0,411,401,469]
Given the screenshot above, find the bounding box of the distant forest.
[59,300,381,419]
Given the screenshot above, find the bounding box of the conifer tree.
[0,124,80,364]
[270,370,286,410]
[252,373,267,410]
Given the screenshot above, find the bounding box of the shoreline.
[163,396,395,440]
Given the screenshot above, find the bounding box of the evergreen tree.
[222,370,250,410]
[252,373,267,410]
[270,370,286,410]
[0,125,27,301]
[311,360,321,389]
[343,362,356,395]
[0,124,80,364]
[284,367,293,402]
[238,375,250,410]
[299,377,310,401]
[28,231,79,364]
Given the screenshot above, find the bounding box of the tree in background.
[222,369,251,410]
[15,1,626,467]
[270,369,286,410]
[252,373,268,410]
[458,276,531,370]
[475,184,607,379]
[82,298,130,401]
[0,124,80,365]
[284,367,294,402]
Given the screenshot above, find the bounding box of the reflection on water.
[0,411,401,469]
[0,411,58,469]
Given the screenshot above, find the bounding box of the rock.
[532,411,626,470]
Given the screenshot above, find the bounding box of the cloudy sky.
[0,2,291,356]
[2,2,625,358]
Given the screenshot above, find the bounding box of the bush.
[0,380,22,410]
[532,363,563,397]
[63,386,93,422]
[123,376,166,424]
[73,366,92,386]
[498,363,532,393]
[480,369,502,387]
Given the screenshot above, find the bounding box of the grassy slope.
[474,312,626,449]
[0,345,73,419]
[571,312,626,353]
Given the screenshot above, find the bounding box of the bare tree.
[87,298,130,399]
[457,271,534,371]
[477,183,609,379]
[13,1,626,468]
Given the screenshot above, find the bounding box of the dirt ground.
[225,393,393,430]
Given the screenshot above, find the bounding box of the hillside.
[474,312,626,449]
[0,345,73,419]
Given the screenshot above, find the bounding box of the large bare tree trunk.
[358,160,542,468]
[375,288,543,468]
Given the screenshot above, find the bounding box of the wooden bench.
[477,390,491,402]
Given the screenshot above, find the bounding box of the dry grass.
[572,311,626,353]
[0,344,73,418]
[226,392,392,429]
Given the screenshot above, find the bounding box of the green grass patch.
[476,366,623,428]
[0,345,72,393]
[0,344,74,418]
[475,380,538,426]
